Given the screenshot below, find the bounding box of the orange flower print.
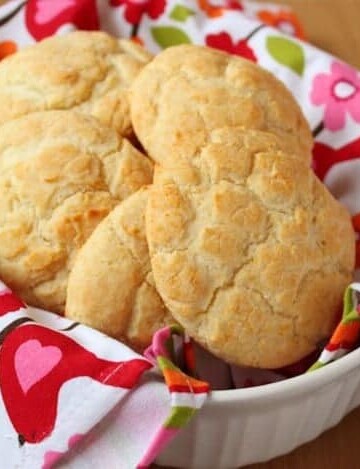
[198,0,223,18]
[198,0,243,18]
[0,41,17,61]
[257,9,305,40]
[131,36,144,46]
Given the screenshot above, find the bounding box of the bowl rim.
[206,346,360,406]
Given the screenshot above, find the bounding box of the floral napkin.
[0,0,360,467]
[0,281,209,469]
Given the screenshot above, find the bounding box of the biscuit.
[66,188,171,351]
[0,110,153,313]
[0,31,152,137]
[147,159,354,368]
[130,45,313,167]
[135,46,355,368]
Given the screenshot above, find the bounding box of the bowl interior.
[207,345,360,405]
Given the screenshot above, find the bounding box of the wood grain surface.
[0,0,359,467]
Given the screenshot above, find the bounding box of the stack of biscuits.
[0,31,355,369]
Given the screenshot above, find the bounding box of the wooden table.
[249,4,360,469]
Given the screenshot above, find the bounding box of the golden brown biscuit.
[66,188,171,351]
[134,45,355,368]
[0,31,152,136]
[130,45,313,167]
[0,110,153,313]
[147,159,355,369]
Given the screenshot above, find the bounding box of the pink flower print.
[310,61,360,131]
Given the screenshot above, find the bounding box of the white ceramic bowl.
[156,346,360,468]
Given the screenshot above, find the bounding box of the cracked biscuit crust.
[147,158,354,368]
[66,188,172,352]
[0,31,152,136]
[136,46,355,368]
[0,111,153,313]
[131,45,313,166]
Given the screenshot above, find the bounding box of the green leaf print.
[151,26,192,48]
[266,36,305,76]
[170,5,195,22]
